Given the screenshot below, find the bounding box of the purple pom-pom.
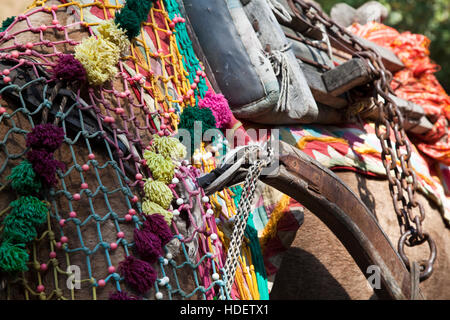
[198,91,233,129]
[134,227,162,263]
[143,214,173,246]
[26,149,65,186]
[109,291,140,300]
[26,124,65,152]
[118,256,156,294]
[52,54,87,82]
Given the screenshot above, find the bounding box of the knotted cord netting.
[0,0,269,300]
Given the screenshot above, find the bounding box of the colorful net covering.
[0,0,270,300]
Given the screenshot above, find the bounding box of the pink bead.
[49,251,57,259]
[135,173,143,180]
[37,285,45,293]
[134,73,143,81]
[191,83,197,90]
[140,159,147,165]
[110,242,118,250]
[169,22,175,29]
[40,25,47,31]
[157,131,164,137]
[128,209,136,216]
[119,92,126,98]
[131,196,138,203]
[24,50,31,55]
[26,42,33,49]
[3,69,10,76]
[160,124,167,130]
[167,31,172,36]
[201,72,206,78]
[51,5,58,11]
[180,18,186,23]
[59,219,65,227]
[69,211,77,218]
[88,153,95,160]
[73,193,81,201]
[98,279,106,287]
[11,51,19,58]
[52,20,59,25]
[187,89,194,96]
[0,107,6,114]
[55,242,62,249]
[104,116,115,123]
[81,183,88,189]
[125,214,132,222]
[196,70,202,76]
[3,76,11,83]
[168,108,175,113]
[108,266,116,274]
[194,76,200,83]
[117,231,125,238]
[60,236,68,243]
[82,164,89,171]
[40,263,48,271]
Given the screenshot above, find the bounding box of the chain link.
[288,0,436,281]
[222,146,273,298]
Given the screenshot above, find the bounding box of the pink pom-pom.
[143,214,173,246]
[134,228,162,262]
[198,91,233,129]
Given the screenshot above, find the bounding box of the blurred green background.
[319,0,450,92]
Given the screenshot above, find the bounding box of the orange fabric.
[349,22,450,165]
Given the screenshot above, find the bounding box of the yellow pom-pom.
[151,134,187,160]
[96,19,130,54]
[143,180,173,209]
[141,200,173,225]
[143,150,175,183]
[74,36,120,86]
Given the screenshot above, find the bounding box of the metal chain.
[288,0,436,281]
[222,146,273,298]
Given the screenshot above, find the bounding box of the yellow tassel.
[143,150,175,183]
[259,194,291,251]
[141,200,173,225]
[75,36,120,86]
[143,179,173,209]
[96,19,130,54]
[151,134,187,160]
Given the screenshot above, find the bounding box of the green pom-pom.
[9,196,48,226]
[0,16,15,32]
[115,7,142,39]
[0,241,29,273]
[178,106,217,151]
[151,134,187,160]
[143,150,175,183]
[126,0,152,21]
[143,180,173,209]
[2,214,37,243]
[7,160,42,195]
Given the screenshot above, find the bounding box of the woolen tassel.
[125,0,153,21]
[75,36,120,86]
[52,54,87,83]
[118,255,157,294]
[141,200,173,225]
[198,91,233,129]
[26,123,65,152]
[114,7,142,39]
[151,134,187,160]
[178,106,216,151]
[7,160,42,195]
[27,149,65,187]
[143,214,173,246]
[143,150,175,183]
[134,227,162,263]
[0,241,29,272]
[2,214,37,243]
[109,291,140,300]
[97,19,130,54]
[143,180,173,209]
[9,196,48,226]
